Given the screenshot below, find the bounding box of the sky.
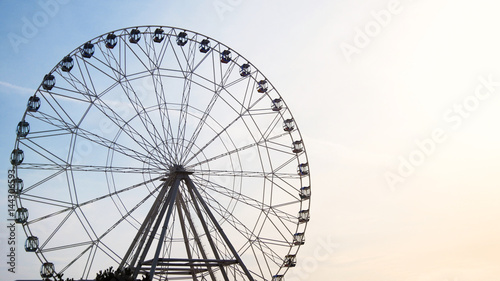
[1,0,500,280]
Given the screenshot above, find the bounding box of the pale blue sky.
[1,0,500,280]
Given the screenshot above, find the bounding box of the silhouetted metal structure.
[10,26,311,281]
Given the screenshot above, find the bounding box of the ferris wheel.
[9,26,311,281]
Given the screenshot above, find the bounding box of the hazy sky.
[1,0,500,280]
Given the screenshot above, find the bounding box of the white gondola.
[297,163,309,176]
[16,121,30,137]
[60,55,74,72]
[240,63,251,77]
[283,118,295,132]
[82,42,95,58]
[10,148,24,166]
[298,210,310,223]
[200,39,210,53]
[10,178,23,194]
[177,31,188,46]
[153,28,165,43]
[129,28,141,43]
[292,140,303,153]
[40,262,55,278]
[15,207,29,224]
[105,33,117,48]
[27,95,41,112]
[25,236,39,252]
[257,80,268,93]
[293,232,305,245]
[221,50,231,63]
[283,254,297,267]
[300,186,311,200]
[42,74,55,90]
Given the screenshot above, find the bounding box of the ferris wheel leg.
[176,191,218,281]
[148,177,182,278]
[184,176,255,281]
[119,176,175,276]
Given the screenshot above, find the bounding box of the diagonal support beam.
[148,177,182,277]
[184,176,255,281]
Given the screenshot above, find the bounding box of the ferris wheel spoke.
[94,241,123,265]
[175,73,195,159]
[150,70,177,160]
[186,132,290,170]
[37,209,75,251]
[236,74,256,116]
[75,49,124,86]
[151,28,172,67]
[182,81,273,165]
[29,110,75,133]
[179,56,245,163]
[23,129,72,141]
[74,126,159,165]
[96,35,126,75]
[232,105,288,155]
[59,244,94,279]
[263,177,301,204]
[41,241,94,253]
[182,110,242,165]
[133,28,168,70]
[192,169,300,179]
[90,41,176,162]
[242,239,283,279]
[21,169,65,194]
[62,184,164,269]
[150,34,183,148]
[162,38,196,161]
[242,243,266,279]
[253,239,281,275]
[249,243,272,279]
[97,183,161,240]
[192,175,297,225]
[252,110,285,144]
[91,95,174,164]
[116,79,166,154]
[147,37,186,146]
[19,138,70,168]
[122,39,155,76]
[24,175,162,228]
[18,162,164,174]
[172,36,212,161]
[193,182,288,278]
[41,83,94,103]
[255,209,294,246]
[20,193,73,209]
[180,89,221,163]
[38,91,81,128]
[189,192,266,252]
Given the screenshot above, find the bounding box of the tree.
[42,267,150,281]
[95,267,150,281]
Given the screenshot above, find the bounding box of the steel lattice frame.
[10,26,311,281]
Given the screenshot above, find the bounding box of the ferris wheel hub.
[169,164,193,174]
